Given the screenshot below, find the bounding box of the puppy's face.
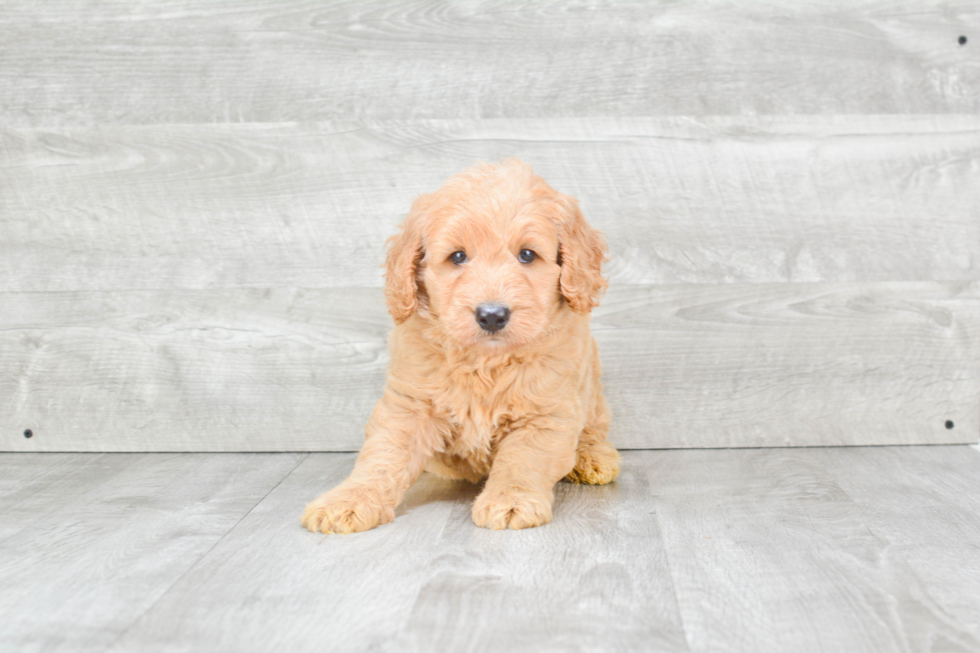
[422,198,563,350]
[385,160,608,352]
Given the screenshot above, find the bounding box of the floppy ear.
[556,196,609,314]
[383,198,427,324]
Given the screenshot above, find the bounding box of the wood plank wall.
[1,1,978,451]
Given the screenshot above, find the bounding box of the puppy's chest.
[437,375,528,459]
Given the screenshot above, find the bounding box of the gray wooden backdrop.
[1,1,978,452]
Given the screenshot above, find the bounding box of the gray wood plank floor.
[3,448,979,652]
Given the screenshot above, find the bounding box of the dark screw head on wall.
[959,35,968,45]
[24,429,33,438]
[945,420,955,430]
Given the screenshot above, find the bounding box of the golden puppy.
[301,159,620,532]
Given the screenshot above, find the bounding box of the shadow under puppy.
[302,159,620,532]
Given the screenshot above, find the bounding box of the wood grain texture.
[2,2,978,453]
[0,452,307,653]
[3,116,979,292]
[108,452,689,653]
[3,282,977,451]
[4,448,979,652]
[596,281,980,448]
[0,1,977,127]
[1,288,389,452]
[108,453,466,653]
[642,447,980,652]
[817,446,980,646]
[402,468,687,652]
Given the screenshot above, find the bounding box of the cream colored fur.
[301,159,620,532]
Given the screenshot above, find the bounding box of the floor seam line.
[103,452,310,650]
[652,498,696,653]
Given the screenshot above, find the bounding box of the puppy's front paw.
[564,440,620,485]
[472,486,553,530]
[300,484,394,534]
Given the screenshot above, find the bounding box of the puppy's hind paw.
[300,484,394,534]
[564,440,620,485]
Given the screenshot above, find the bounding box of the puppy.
[301,159,620,532]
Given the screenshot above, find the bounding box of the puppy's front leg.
[301,391,446,534]
[472,418,579,530]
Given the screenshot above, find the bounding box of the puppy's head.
[384,159,607,350]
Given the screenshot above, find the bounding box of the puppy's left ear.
[556,196,609,314]
[383,198,427,324]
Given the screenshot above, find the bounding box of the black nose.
[475,303,511,333]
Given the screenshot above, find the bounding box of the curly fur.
[301,159,620,533]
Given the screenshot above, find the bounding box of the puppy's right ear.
[383,198,427,324]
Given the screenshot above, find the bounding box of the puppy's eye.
[518,249,537,264]
[450,251,467,265]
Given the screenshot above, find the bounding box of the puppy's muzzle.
[475,303,511,333]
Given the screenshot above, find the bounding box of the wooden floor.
[3,447,980,652]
